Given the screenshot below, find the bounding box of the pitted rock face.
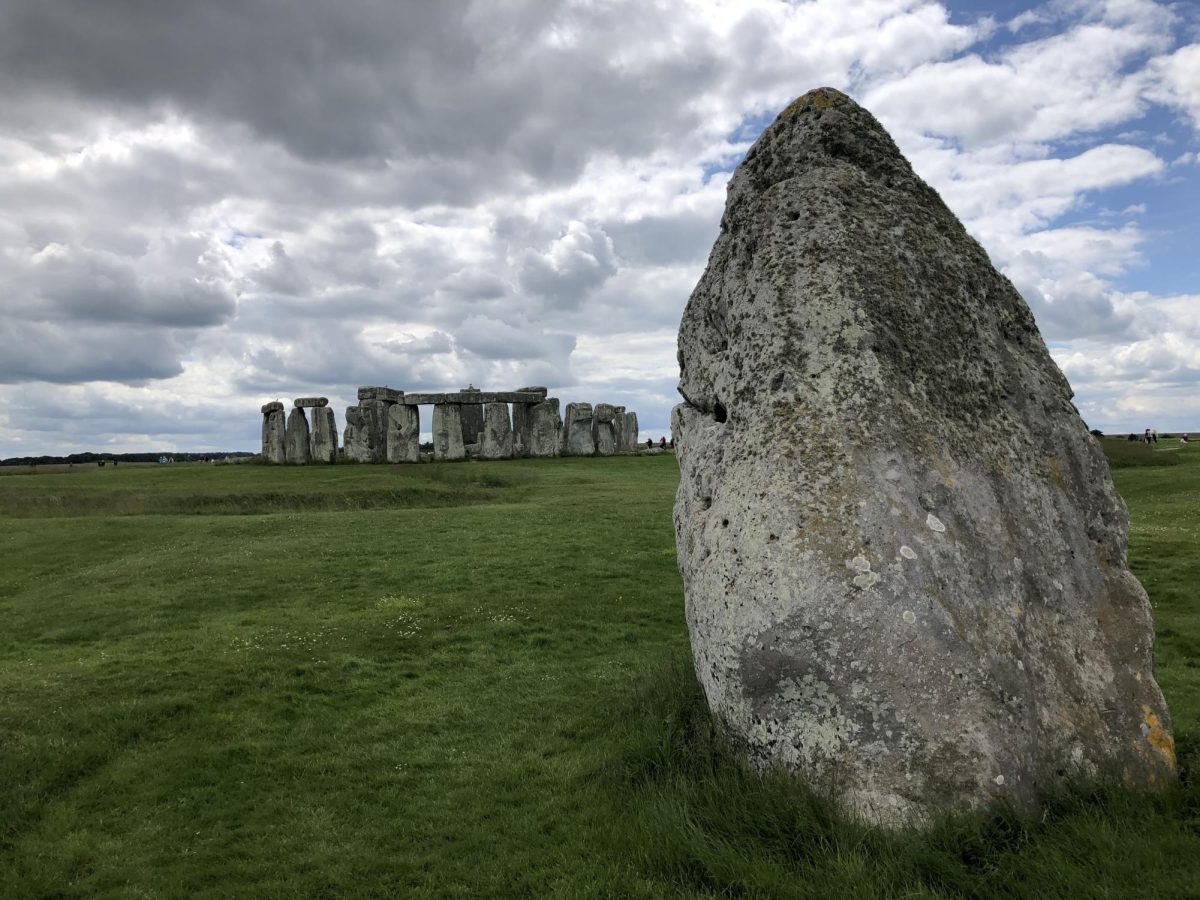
[673,87,1174,827]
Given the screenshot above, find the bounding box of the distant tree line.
[0,451,257,466]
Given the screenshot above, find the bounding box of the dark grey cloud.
[0,321,185,384]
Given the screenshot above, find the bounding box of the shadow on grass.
[609,657,1200,898]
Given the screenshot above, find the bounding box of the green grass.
[1,446,1198,897]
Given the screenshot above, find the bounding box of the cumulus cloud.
[0,0,1197,454]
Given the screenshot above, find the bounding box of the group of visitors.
[645,436,674,450]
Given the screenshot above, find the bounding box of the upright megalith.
[261,401,287,464]
[285,408,311,465]
[387,404,420,464]
[459,386,484,444]
[592,403,618,456]
[561,403,595,456]
[510,387,546,459]
[433,403,466,461]
[344,403,386,462]
[527,399,562,457]
[309,406,338,464]
[673,87,1174,827]
[481,403,513,460]
[615,409,639,452]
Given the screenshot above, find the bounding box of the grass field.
[1,444,1197,898]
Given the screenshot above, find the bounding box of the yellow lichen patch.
[1010,604,1023,618]
[1135,671,1143,683]
[780,89,838,119]
[1142,705,1177,769]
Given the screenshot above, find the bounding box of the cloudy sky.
[1,0,1197,456]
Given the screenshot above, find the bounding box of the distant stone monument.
[672,88,1175,826]
[257,388,635,466]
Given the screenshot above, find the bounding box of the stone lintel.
[357,386,404,403]
[294,397,329,408]
[402,391,544,405]
[261,401,284,414]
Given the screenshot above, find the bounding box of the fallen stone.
[561,403,595,456]
[433,403,465,461]
[294,397,329,408]
[308,406,338,463]
[285,408,311,465]
[261,401,284,415]
[387,403,420,464]
[261,406,287,463]
[481,402,514,460]
[672,87,1175,827]
[357,386,403,403]
[527,399,562,457]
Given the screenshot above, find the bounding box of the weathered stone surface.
[615,410,640,452]
[386,403,420,464]
[401,391,543,405]
[357,386,403,403]
[481,403,513,460]
[460,388,484,444]
[511,403,533,458]
[673,87,1175,827]
[561,403,595,456]
[261,401,284,415]
[262,407,287,463]
[285,408,310,465]
[592,403,617,456]
[309,406,338,463]
[294,397,329,408]
[516,386,549,400]
[527,399,562,457]
[343,403,385,462]
[432,403,465,461]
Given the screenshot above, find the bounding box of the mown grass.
[1,445,1198,897]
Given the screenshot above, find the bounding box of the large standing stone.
[459,386,484,444]
[592,403,618,456]
[261,402,287,464]
[343,403,385,462]
[561,403,595,457]
[433,403,465,461]
[309,406,338,464]
[527,399,562,457]
[672,88,1175,827]
[285,408,311,465]
[616,410,639,452]
[387,404,420,464]
[481,403,513,460]
[511,404,532,459]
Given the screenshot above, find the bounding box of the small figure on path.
[659,436,667,449]
[646,438,653,449]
